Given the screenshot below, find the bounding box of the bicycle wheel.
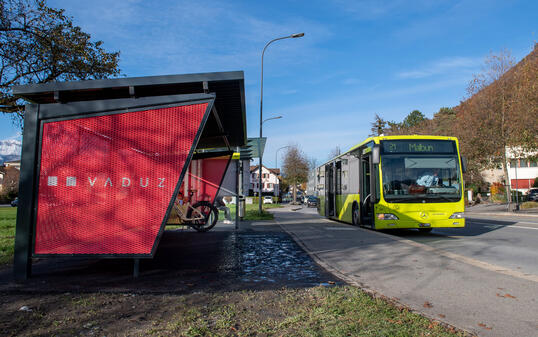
[187,201,218,232]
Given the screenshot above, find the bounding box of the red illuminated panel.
[35,103,208,255]
[179,156,231,204]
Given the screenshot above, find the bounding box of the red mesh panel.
[35,103,208,255]
[179,156,231,204]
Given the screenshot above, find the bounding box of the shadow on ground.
[0,225,341,294]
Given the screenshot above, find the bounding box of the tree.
[455,49,530,205]
[0,0,121,126]
[431,107,456,136]
[369,114,387,136]
[328,146,341,160]
[402,110,426,128]
[282,145,309,204]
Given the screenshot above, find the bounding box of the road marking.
[325,227,358,231]
[276,213,538,283]
[468,220,538,230]
[376,233,538,283]
[510,225,538,230]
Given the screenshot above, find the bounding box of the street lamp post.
[275,145,291,199]
[275,145,291,171]
[256,116,283,204]
[258,32,304,213]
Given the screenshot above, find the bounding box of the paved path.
[273,206,538,337]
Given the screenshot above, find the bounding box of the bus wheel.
[352,203,359,226]
[418,228,432,233]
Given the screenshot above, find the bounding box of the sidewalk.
[272,207,538,337]
[465,202,538,217]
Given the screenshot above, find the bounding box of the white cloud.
[396,56,482,79]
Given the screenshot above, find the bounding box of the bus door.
[360,153,373,226]
[325,163,335,217]
[359,146,380,227]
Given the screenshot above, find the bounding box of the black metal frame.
[13,71,247,149]
[14,93,215,280]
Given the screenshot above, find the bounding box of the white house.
[249,165,280,197]
[506,148,538,193]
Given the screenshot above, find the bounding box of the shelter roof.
[13,71,246,149]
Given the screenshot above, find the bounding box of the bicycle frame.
[173,200,206,223]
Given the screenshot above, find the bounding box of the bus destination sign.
[381,140,455,154]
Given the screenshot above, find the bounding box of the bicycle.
[171,189,219,232]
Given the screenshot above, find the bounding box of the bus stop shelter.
[12,71,246,280]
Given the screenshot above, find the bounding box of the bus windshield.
[381,154,462,203]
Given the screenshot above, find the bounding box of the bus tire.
[352,202,359,226]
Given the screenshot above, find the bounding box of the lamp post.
[256,116,283,204]
[275,145,291,171]
[275,145,291,199]
[263,116,282,124]
[258,32,304,213]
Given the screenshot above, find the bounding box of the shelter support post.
[133,259,140,278]
[14,105,39,281]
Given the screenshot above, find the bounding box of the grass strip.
[0,207,17,265]
[1,286,464,336]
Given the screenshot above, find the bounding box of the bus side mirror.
[461,156,467,173]
[372,145,380,164]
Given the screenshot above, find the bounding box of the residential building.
[507,148,538,193]
[249,165,280,197]
[481,149,538,194]
[0,160,20,195]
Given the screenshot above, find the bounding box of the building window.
[530,160,537,168]
[520,159,528,168]
[510,160,517,167]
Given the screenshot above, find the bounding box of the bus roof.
[318,135,459,169]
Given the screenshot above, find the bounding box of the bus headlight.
[377,213,399,220]
[449,212,464,219]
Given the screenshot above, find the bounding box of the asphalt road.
[274,206,538,337]
[387,213,538,277]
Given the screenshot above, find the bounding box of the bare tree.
[369,114,387,136]
[0,0,121,126]
[328,146,341,160]
[282,145,309,204]
[456,49,521,204]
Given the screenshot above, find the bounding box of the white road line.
[468,220,538,230]
[510,225,538,230]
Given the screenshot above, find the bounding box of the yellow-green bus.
[316,135,466,232]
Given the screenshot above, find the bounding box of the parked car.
[263,196,273,204]
[306,196,318,208]
[11,197,18,207]
[527,188,538,201]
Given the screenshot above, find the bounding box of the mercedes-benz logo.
[420,212,428,219]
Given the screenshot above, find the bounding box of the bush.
[490,182,505,195]
[533,177,538,188]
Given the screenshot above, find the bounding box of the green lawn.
[0,207,17,265]
[215,202,282,221]
[1,286,464,336]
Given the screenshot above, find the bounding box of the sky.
[1,0,536,168]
